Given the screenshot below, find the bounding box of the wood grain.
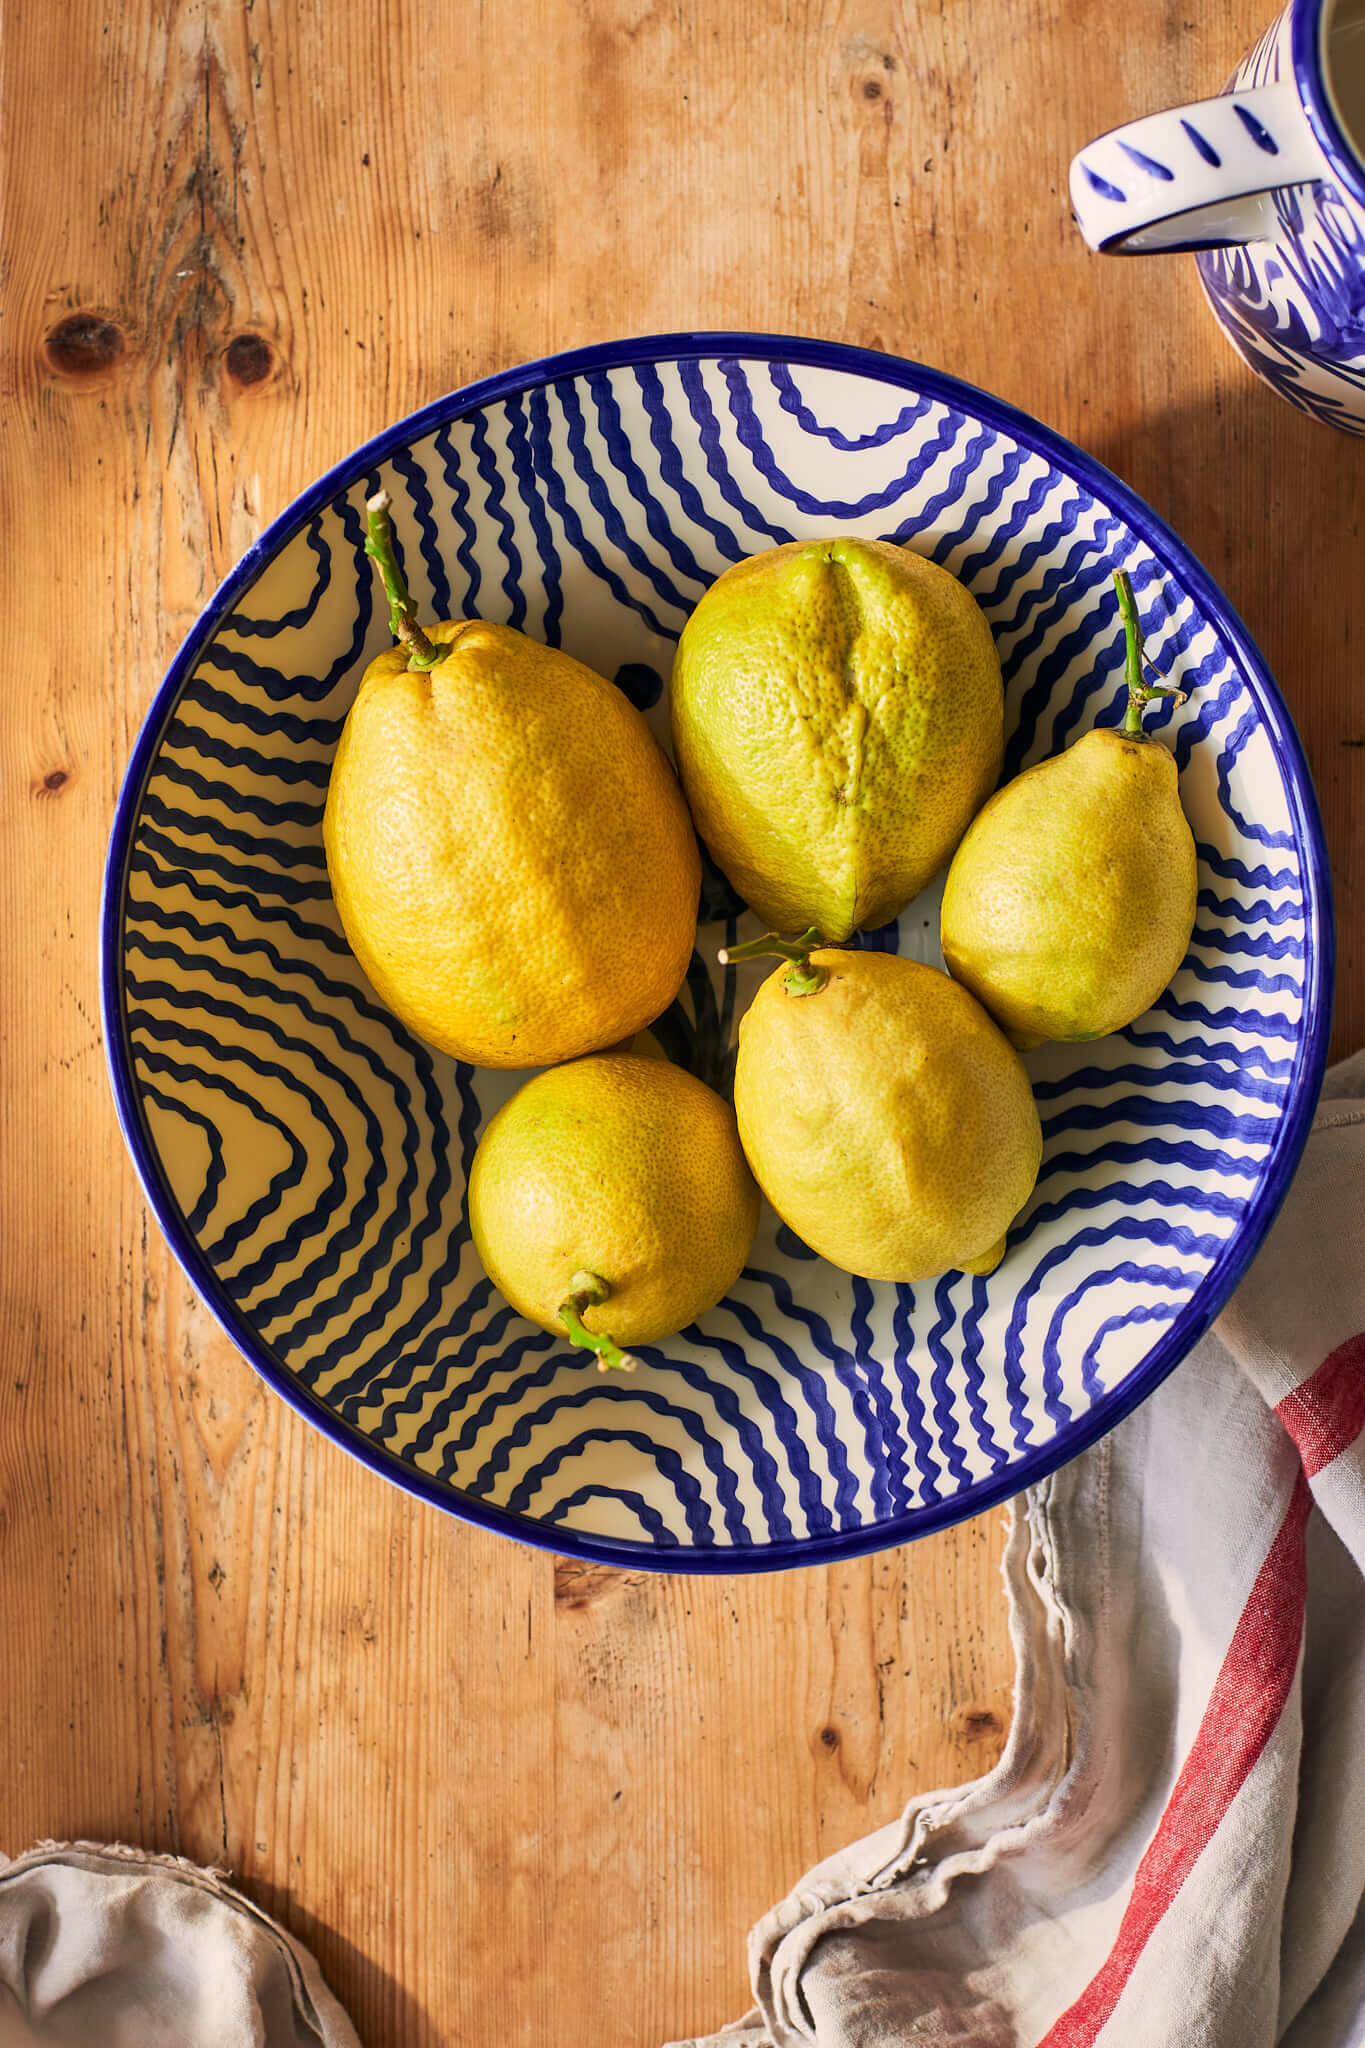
[0,0,1359,2042]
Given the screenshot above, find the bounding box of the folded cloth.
[0,1843,360,2047]
[674,1052,1365,2048]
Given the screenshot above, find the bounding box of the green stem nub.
[558,1271,641,1375]
[717,927,828,996]
[1114,568,1187,738]
[365,491,445,672]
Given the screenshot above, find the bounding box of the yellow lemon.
[468,1055,759,1362]
[941,571,1198,1045]
[324,615,700,1069]
[731,944,1040,1283]
[671,537,1003,939]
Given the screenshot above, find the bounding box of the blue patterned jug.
[1069,0,1365,434]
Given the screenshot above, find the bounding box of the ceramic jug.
[1069,0,1365,433]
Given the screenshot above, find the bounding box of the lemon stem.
[717,927,828,996]
[1115,569,1186,737]
[558,1271,641,1374]
[365,490,445,672]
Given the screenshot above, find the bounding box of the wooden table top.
[2,1,1360,2040]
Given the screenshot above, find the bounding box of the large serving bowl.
[101,333,1332,1570]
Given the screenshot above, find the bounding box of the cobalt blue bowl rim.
[100,329,1335,1574]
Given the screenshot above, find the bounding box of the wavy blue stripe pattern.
[111,346,1318,1563]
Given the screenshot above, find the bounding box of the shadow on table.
[247,1876,436,2046]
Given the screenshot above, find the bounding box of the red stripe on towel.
[1036,1467,1313,2047]
[1275,1332,1365,1477]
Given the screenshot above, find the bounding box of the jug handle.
[1069,82,1323,253]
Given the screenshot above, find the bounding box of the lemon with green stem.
[323,492,701,1069]
[940,567,1198,1047]
[468,1054,760,1367]
[724,932,1041,1284]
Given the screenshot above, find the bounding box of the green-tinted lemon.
[324,621,700,1070]
[733,949,1041,1283]
[468,1055,759,1351]
[670,537,1003,940]
[940,727,1198,1046]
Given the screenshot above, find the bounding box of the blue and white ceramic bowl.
[101,334,1333,1571]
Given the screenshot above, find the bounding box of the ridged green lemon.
[671,536,1002,939]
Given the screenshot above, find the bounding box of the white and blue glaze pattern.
[1196,7,1365,433]
[102,337,1332,1569]
[1070,0,1365,433]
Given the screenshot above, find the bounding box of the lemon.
[324,499,701,1069]
[468,1054,759,1358]
[940,570,1198,1045]
[671,537,1003,940]
[731,945,1041,1282]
